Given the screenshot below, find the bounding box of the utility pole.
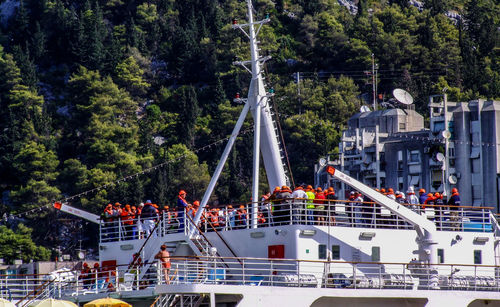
[372,54,376,111]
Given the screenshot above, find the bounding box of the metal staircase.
[151,294,206,307]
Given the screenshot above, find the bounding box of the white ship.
[3,1,500,306]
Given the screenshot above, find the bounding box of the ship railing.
[98,202,493,243]
[2,257,500,300]
[189,200,493,233]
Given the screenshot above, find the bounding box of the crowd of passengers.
[101,185,463,240]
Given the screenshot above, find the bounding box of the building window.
[332,245,340,260]
[431,170,442,189]
[438,249,444,263]
[319,244,327,260]
[399,123,406,130]
[371,246,380,262]
[474,250,482,264]
[409,151,420,163]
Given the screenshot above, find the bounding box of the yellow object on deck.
[84,297,131,307]
[0,298,15,307]
[35,299,78,307]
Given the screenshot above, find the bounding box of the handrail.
[127,218,161,270]
[16,278,55,307]
[185,213,236,267]
[199,213,240,260]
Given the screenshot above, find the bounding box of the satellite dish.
[448,175,458,184]
[442,130,451,139]
[319,158,327,167]
[360,105,371,113]
[436,152,445,162]
[393,89,414,105]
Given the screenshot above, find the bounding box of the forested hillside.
[0,0,498,259]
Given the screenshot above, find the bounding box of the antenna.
[392,89,414,105]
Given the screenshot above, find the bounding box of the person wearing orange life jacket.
[121,204,134,239]
[269,186,281,225]
[448,187,461,231]
[80,262,91,289]
[325,187,338,225]
[276,186,292,225]
[257,211,266,227]
[102,204,113,239]
[209,207,220,230]
[236,205,248,229]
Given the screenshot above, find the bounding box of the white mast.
[190,0,288,234]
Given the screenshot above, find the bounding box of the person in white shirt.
[291,186,308,223]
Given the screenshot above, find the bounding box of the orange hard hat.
[281,185,289,190]
[419,188,426,193]
[239,205,245,209]
[164,205,169,209]
[427,193,433,197]
[452,188,458,194]
[125,204,131,209]
[114,202,121,206]
[380,188,386,193]
[434,192,441,197]
[274,186,281,192]
[388,188,394,193]
[328,187,334,192]
[179,190,186,195]
[375,188,379,192]
[193,200,200,206]
[306,185,313,190]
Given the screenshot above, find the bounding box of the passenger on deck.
[177,190,189,231]
[292,186,307,223]
[419,188,427,204]
[137,203,144,238]
[325,187,338,225]
[347,191,356,226]
[406,187,419,212]
[141,200,159,237]
[121,204,134,239]
[276,186,292,225]
[226,205,236,229]
[155,245,171,284]
[236,205,248,229]
[260,193,272,226]
[434,192,444,229]
[270,186,281,225]
[305,185,316,225]
[314,187,326,225]
[448,188,461,231]
[80,262,91,289]
[353,192,364,226]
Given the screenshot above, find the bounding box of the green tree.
[0,224,51,264]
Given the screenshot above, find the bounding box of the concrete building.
[315,99,500,211]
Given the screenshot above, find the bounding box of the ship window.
[474,250,482,264]
[371,246,380,262]
[331,245,340,260]
[319,244,327,259]
[437,249,444,263]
